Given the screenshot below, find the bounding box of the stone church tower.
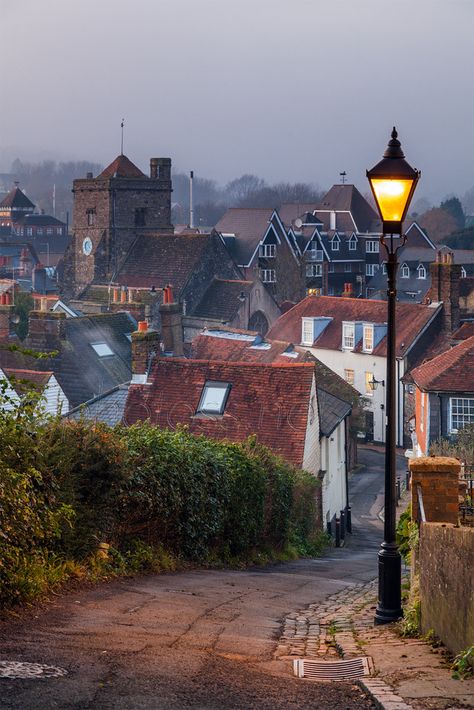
[61,154,172,297]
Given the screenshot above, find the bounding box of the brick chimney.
[159,286,184,356]
[0,305,14,341]
[429,250,461,333]
[131,321,161,384]
[26,306,65,353]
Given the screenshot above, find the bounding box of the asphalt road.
[0,447,401,709]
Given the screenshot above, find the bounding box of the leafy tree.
[440,196,465,230]
[13,291,34,340]
[418,207,458,243]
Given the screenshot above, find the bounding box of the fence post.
[335,517,341,547]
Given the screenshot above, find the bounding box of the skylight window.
[197,381,231,415]
[91,342,114,357]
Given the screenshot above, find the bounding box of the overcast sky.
[1,0,473,201]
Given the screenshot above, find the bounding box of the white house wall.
[44,375,69,416]
[309,346,404,446]
[320,421,347,524]
[302,375,321,476]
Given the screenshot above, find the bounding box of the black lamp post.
[367,127,420,625]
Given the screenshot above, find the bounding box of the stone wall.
[419,523,474,655]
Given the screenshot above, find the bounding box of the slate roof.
[16,214,66,227]
[267,295,441,358]
[97,154,146,179]
[316,184,379,232]
[317,388,352,437]
[191,279,253,320]
[278,203,321,227]
[124,359,315,467]
[0,186,35,210]
[67,383,130,426]
[116,232,213,290]
[214,208,274,265]
[410,336,474,393]
[55,313,135,407]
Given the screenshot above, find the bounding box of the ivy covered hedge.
[1,411,323,609]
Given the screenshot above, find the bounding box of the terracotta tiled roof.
[452,322,474,341]
[190,332,308,363]
[97,154,146,179]
[3,368,52,393]
[192,279,253,320]
[0,186,35,210]
[190,331,358,405]
[267,295,441,358]
[214,208,274,265]
[116,233,213,290]
[410,336,474,393]
[124,359,315,466]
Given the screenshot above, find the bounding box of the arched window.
[417,264,426,279]
[401,263,410,278]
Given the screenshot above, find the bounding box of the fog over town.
[1,0,473,203]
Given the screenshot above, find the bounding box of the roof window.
[197,381,231,415]
[91,342,114,357]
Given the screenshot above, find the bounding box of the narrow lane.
[0,447,398,709]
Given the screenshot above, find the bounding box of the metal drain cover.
[0,661,67,679]
[293,656,372,680]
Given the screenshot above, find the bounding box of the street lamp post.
[367,127,420,625]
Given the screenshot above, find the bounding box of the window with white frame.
[461,266,467,278]
[260,269,276,283]
[417,264,426,279]
[366,263,379,277]
[308,244,323,261]
[344,263,352,272]
[420,392,425,432]
[301,318,314,345]
[382,262,386,274]
[348,235,357,251]
[306,263,322,277]
[56,227,62,235]
[401,263,410,278]
[363,324,374,352]
[449,397,474,433]
[366,240,379,253]
[342,322,355,349]
[46,227,53,235]
[197,381,231,415]
[37,227,43,235]
[344,368,355,385]
[259,243,276,258]
[26,227,33,236]
[328,263,334,273]
[331,236,340,251]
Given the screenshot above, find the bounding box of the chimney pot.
[138,321,148,332]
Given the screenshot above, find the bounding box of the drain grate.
[0,661,68,679]
[293,656,372,681]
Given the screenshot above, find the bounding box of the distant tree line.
[8,159,103,224]
[411,194,474,246]
[171,171,324,226]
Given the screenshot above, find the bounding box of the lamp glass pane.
[370,178,414,222]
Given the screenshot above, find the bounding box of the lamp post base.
[374,542,402,625]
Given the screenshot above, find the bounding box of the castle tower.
[63,154,173,297]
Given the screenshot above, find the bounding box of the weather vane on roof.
[340,171,347,184]
[121,118,125,155]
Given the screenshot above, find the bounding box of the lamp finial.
[384,127,405,159]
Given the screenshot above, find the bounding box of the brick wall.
[410,456,461,524]
[419,523,474,655]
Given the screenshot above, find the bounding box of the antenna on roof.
[339,171,347,184]
[120,118,125,155]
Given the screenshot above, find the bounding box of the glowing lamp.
[367,127,420,234]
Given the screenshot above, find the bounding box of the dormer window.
[363,324,374,353]
[401,263,410,278]
[461,266,467,278]
[417,264,426,279]
[342,322,355,350]
[259,243,276,258]
[197,381,231,415]
[302,318,314,346]
[348,235,358,251]
[331,235,340,251]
